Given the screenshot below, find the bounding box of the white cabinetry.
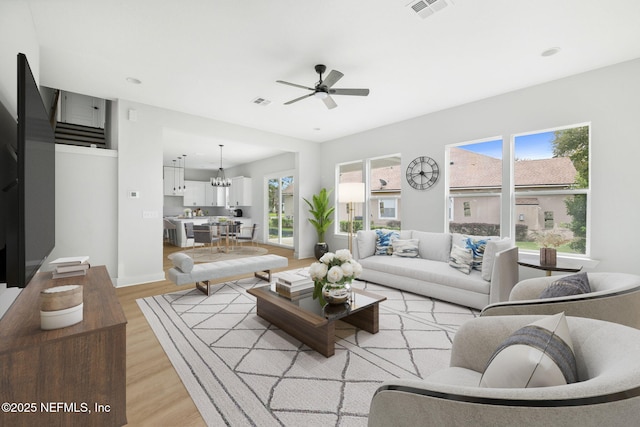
[183,180,206,206]
[205,185,225,207]
[163,166,184,196]
[228,177,252,206]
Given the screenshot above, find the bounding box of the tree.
[552,126,589,252]
[552,126,589,188]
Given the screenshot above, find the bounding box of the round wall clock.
[406,156,440,190]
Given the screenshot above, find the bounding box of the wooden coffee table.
[247,284,386,357]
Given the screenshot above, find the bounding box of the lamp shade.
[339,182,365,203]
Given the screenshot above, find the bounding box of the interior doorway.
[266,172,294,248]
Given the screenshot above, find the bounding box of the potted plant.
[303,187,335,260]
[534,230,571,266]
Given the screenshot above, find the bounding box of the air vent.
[252,97,271,106]
[407,0,450,19]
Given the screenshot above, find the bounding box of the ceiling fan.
[276,64,370,109]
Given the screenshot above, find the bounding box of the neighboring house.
[449,147,577,237]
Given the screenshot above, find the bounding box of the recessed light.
[541,47,561,57]
[126,77,142,84]
[313,128,321,131]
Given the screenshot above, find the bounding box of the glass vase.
[322,281,352,305]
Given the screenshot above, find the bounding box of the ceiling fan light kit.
[277,64,369,109]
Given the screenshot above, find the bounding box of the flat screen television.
[0,53,56,288]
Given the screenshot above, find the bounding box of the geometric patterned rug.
[137,275,479,426]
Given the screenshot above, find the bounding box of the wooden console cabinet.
[0,266,127,426]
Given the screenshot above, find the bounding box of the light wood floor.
[115,242,313,426]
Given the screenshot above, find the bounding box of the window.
[447,138,503,236]
[514,125,589,255]
[378,198,397,219]
[337,161,363,233]
[446,124,590,256]
[336,154,402,233]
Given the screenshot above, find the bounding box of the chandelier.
[211,144,232,187]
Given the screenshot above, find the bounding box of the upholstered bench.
[167,253,288,295]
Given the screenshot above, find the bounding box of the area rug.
[137,276,479,426]
[171,246,268,263]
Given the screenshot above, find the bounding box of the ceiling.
[24,0,640,169]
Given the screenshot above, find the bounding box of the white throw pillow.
[391,239,420,258]
[480,312,577,388]
[355,230,377,258]
[168,252,194,273]
[481,238,513,281]
[414,231,452,262]
[449,244,473,274]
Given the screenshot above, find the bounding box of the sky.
[459,131,555,160]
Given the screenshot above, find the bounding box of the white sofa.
[352,230,518,310]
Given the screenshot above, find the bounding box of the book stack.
[274,270,314,300]
[50,256,91,279]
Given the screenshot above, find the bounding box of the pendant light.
[182,154,187,191]
[172,159,177,194]
[211,144,232,187]
[177,156,183,192]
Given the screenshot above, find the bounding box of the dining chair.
[236,224,258,247]
[193,224,220,253]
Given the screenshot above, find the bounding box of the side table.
[518,259,582,276]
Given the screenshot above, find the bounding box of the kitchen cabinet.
[205,184,226,207]
[183,180,206,206]
[228,176,252,206]
[163,166,184,196]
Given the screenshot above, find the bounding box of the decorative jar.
[322,281,352,305]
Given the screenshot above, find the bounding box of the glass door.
[267,173,294,247]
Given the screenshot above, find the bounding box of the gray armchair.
[481,272,640,328]
[368,315,640,427]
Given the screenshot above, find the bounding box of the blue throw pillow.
[465,237,488,271]
[375,229,399,255]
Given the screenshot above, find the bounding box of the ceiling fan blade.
[321,70,344,88]
[323,95,338,109]
[329,88,370,96]
[276,80,315,91]
[284,92,314,105]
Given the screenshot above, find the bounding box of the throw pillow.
[449,245,473,274]
[465,237,488,271]
[375,229,400,255]
[355,230,377,258]
[539,272,591,299]
[168,252,194,273]
[413,231,452,262]
[479,312,578,388]
[391,239,420,258]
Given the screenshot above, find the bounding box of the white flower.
[340,261,354,277]
[319,252,334,264]
[351,260,363,277]
[335,249,352,262]
[326,266,344,283]
[309,262,328,281]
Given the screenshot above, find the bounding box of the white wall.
[320,58,640,276]
[44,145,118,279]
[0,2,39,115]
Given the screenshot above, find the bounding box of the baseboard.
[115,272,166,288]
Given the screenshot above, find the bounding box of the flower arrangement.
[533,230,571,248]
[309,249,362,303]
